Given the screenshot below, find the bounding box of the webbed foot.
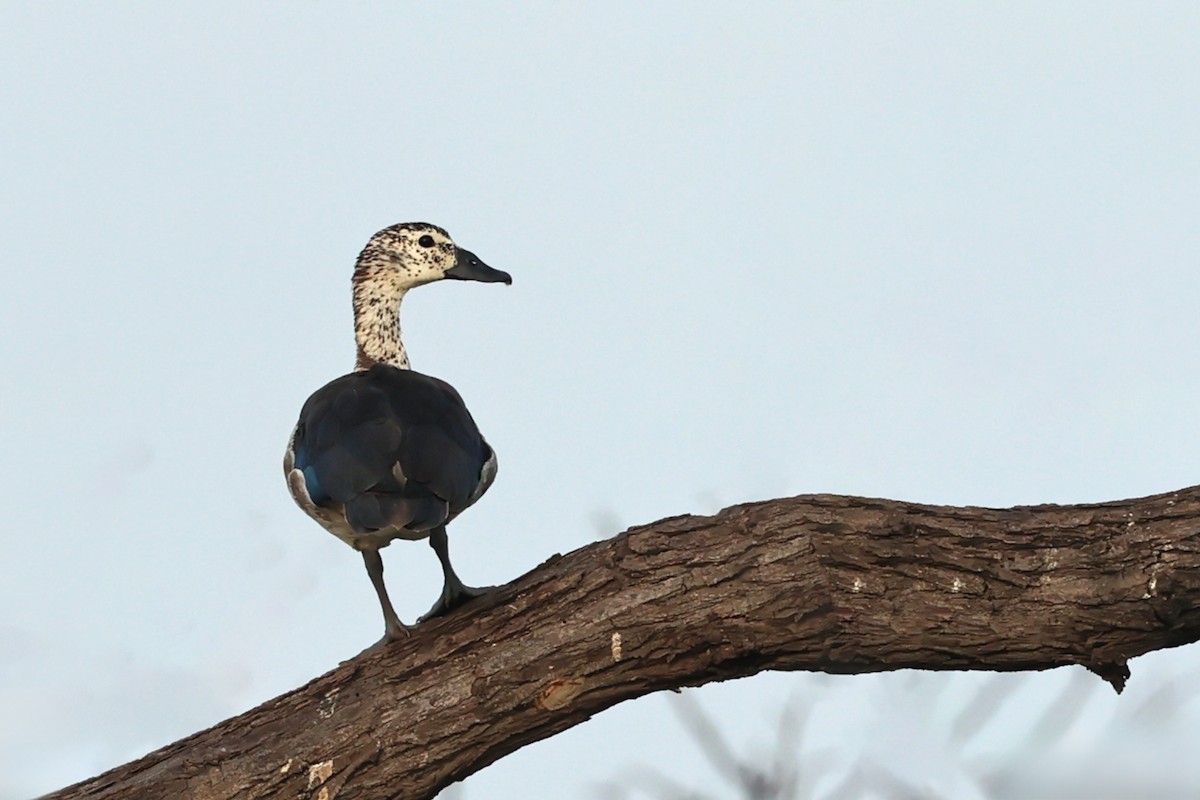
[418,582,496,622]
[419,525,494,621]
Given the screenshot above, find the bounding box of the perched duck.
[284,222,511,643]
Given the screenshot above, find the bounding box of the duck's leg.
[419,526,494,621]
[362,548,410,643]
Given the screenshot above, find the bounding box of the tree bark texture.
[45,487,1200,800]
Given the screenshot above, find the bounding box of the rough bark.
[45,487,1200,800]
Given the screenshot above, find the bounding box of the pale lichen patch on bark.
[308,761,333,789]
[318,689,339,719]
[537,678,584,710]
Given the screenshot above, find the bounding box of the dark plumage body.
[284,222,510,643]
[290,364,495,546]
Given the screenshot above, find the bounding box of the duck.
[284,222,511,643]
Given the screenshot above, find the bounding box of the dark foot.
[382,618,413,643]
[418,583,496,622]
[352,622,412,659]
[360,548,411,650]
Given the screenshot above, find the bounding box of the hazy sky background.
[3,3,1200,798]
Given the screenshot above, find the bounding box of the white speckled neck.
[352,276,411,371]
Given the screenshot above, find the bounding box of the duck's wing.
[289,364,492,534]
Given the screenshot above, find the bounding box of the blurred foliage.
[584,667,1200,800]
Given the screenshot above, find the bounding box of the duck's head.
[353,222,512,295]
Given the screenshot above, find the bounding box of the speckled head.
[353,222,511,293]
[351,222,511,370]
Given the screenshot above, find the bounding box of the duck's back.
[290,363,494,536]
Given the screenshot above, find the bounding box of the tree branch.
[46,487,1200,800]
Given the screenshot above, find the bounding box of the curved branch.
[46,487,1200,800]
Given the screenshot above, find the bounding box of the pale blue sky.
[3,3,1200,798]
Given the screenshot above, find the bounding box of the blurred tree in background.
[585,667,1200,800]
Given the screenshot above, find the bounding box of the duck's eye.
[418,235,435,248]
